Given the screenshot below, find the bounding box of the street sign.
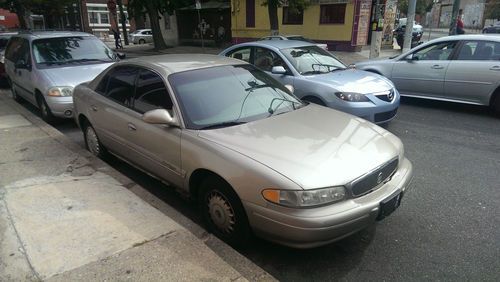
[195,0,201,10]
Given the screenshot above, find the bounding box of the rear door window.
[5,37,23,62]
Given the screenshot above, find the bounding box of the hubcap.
[40,100,48,117]
[207,191,235,234]
[85,126,100,156]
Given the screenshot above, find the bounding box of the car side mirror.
[116,52,126,59]
[143,109,179,127]
[285,84,294,94]
[406,54,419,61]
[271,66,287,75]
[15,59,27,69]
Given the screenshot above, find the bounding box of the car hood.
[41,63,113,87]
[308,69,394,94]
[198,105,402,189]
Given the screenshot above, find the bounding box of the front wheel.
[199,176,251,247]
[36,94,55,123]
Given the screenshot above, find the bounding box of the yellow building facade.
[231,0,373,51]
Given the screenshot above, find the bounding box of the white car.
[129,29,153,44]
[397,18,423,33]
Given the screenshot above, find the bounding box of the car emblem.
[387,90,394,101]
[377,172,384,184]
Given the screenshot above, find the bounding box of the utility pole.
[402,0,416,53]
[449,0,461,35]
[117,0,128,45]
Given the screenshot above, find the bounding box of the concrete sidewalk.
[0,91,275,281]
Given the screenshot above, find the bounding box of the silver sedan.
[129,29,153,44]
[220,40,400,124]
[355,35,500,114]
[73,55,413,248]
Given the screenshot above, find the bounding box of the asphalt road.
[12,92,500,280]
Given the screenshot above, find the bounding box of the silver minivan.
[5,31,121,122]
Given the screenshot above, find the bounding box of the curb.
[0,89,276,281]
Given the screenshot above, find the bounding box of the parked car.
[393,25,423,49]
[4,31,121,122]
[354,35,500,114]
[220,40,400,124]
[482,23,500,34]
[73,54,413,248]
[0,32,17,80]
[129,29,153,44]
[396,18,423,33]
[260,35,328,50]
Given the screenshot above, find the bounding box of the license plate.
[377,191,403,221]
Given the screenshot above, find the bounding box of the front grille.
[374,109,398,123]
[375,89,395,102]
[350,158,399,196]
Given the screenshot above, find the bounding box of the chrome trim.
[347,157,399,197]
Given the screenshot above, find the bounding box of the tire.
[493,94,500,116]
[199,176,251,247]
[83,121,108,158]
[139,39,145,44]
[303,96,326,106]
[36,94,55,123]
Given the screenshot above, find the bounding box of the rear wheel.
[493,93,500,116]
[83,121,108,158]
[139,39,145,44]
[199,176,251,247]
[36,94,55,123]
[303,96,326,106]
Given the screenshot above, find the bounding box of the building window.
[282,7,303,25]
[89,12,98,24]
[246,0,255,27]
[319,4,346,24]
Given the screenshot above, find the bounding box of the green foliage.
[397,0,433,17]
[484,0,500,20]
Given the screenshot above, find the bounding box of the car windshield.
[169,64,304,130]
[32,36,115,66]
[281,46,346,75]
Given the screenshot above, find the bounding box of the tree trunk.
[145,2,168,50]
[13,0,28,29]
[267,0,279,35]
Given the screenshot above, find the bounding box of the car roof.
[234,40,314,49]
[431,34,500,42]
[124,54,245,74]
[14,31,94,40]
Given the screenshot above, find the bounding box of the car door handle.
[431,65,444,69]
[128,123,136,131]
[91,105,98,112]
[490,66,500,71]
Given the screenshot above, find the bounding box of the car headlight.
[48,86,73,97]
[262,186,346,208]
[335,92,370,102]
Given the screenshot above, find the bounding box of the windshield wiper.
[268,97,302,115]
[245,83,274,92]
[199,121,247,130]
[64,58,111,64]
[301,70,328,75]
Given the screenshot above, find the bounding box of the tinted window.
[133,69,173,114]
[105,66,138,107]
[5,37,23,62]
[95,73,110,94]
[414,41,457,60]
[227,47,251,63]
[254,47,288,72]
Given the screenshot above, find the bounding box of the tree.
[262,0,310,35]
[128,0,189,50]
[397,0,433,18]
[484,0,500,20]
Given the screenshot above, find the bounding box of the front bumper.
[244,157,413,249]
[45,96,74,118]
[326,89,401,124]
